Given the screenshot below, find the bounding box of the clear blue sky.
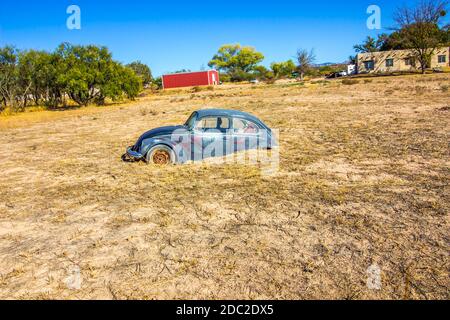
[0,0,416,76]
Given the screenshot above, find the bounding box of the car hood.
[134,125,188,148]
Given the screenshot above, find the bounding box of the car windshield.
[184,112,197,129]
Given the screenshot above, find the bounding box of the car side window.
[196,117,230,131]
[232,118,259,134]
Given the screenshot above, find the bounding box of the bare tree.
[296,49,316,80]
[394,0,448,73]
[394,0,448,25]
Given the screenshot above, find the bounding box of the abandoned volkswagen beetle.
[122,109,277,165]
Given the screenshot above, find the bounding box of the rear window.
[232,118,259,133]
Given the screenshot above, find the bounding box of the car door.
[231,117,261,152]
[192,116,230,160]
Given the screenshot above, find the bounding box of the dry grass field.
[0,74,449,300]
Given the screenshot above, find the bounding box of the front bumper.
[122,146,144,162]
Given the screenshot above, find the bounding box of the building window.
[438,55,447,63]
[405,57,415,66]
[364,60,375,70]
[386,59,394,67]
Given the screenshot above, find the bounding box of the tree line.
[0,40,320,114]
[352,0,449,73]
[207,44,320,82]
[1,1,448,114]
[209,1,449,81]
[0,43,153,112]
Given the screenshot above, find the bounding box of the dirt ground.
[0,74,449,300]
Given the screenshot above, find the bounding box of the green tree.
[208,44,264,81]
[0,46,19,110]
[377,32,406,51]
[17,50,64,107]
[393,0,448,73]
[270,60,296,79]
[0,43,143,111]
[172,69,191,74]
[252,65,274,81]
[439,24,450,45]
[120,65,142,100]
[348,55,357,64]
[126,61,152,86]
[56,43,141,106]
[90,62,141,105]
[152,77,163,90]
[56,43,110,106]
[18,50,43,106]
[353,36,384,53]
[16,51,35,109]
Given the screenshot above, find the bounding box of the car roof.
[195,109,269,128]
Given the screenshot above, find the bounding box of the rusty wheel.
[152,150,170,165]
[146,145,175,165]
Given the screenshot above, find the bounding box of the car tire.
[146,145,176,165]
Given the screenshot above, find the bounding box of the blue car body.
[124,109,276,163]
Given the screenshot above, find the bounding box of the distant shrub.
[440,85,448,92]
[342,79,359,85]
[311,80,329,85]
[140,108,148,116]
[219,73,231,83]
[170,97,186,103]
[364,79,373,83]
[415,86,426,95]
[139,108,158,116]
[191,86,215,93]
[151,77,163,91]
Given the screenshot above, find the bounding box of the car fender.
[140,135,178,157]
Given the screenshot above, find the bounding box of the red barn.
[162,70,219,89]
